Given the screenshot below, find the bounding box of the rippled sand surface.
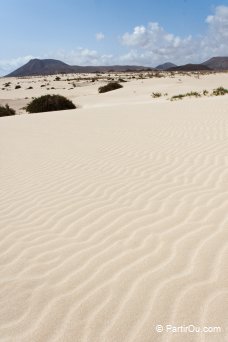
[0,73,228,341]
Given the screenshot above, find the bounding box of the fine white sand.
[0,72,228,341]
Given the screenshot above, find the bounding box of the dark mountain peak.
[202,56,228,70]
[6,58,74,77]
[155,62,177,70]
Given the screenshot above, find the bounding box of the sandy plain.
[0,71,228,341]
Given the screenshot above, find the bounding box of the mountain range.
[5,57,228,77]
[6,59,153,77]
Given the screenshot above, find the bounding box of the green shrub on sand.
[98,82,123,93]
[0,104,16,117]
[25,94,76,113]
[212,87,228,96]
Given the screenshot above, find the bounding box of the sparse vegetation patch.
[185,91,201,97]
[171,91,201,101]
[0,104,16,117]
[98,82,123,93]
[171,87,228,101]
[212,87,228,96]
[25,94,76,113]
[170,94,186,101]
[151,92,162,98]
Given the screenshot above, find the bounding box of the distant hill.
[6,58,153,77]
[155,62,177,70]
[168,64,211,71]
[7,59,75,77]
[201,57,228,70]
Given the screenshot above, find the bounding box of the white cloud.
[121,5,228,65]
[202,5,228,55]
[96,32,105,41]
[55,48,112,65]
[0,55,35,75]
[122,22,190,50]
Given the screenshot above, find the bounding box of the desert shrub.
[4,82,11,87]
[203,90,209,96]
[0,104,16,117]
[118,78,127,83]
[15,85,21,89]
[212,87,228,96]
[55,76,61,81]
[185,91,201,97]
[170,94,185,101]
[98,82,123,93]
[171,91,201,101]
[27,86,33,89]
[152,92,162,98]
[25,94,76,113]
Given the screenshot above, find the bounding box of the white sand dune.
[0,73,228,341]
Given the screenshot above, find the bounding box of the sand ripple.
[0,98,228,341]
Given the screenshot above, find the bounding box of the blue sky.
[0,0,228,74]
